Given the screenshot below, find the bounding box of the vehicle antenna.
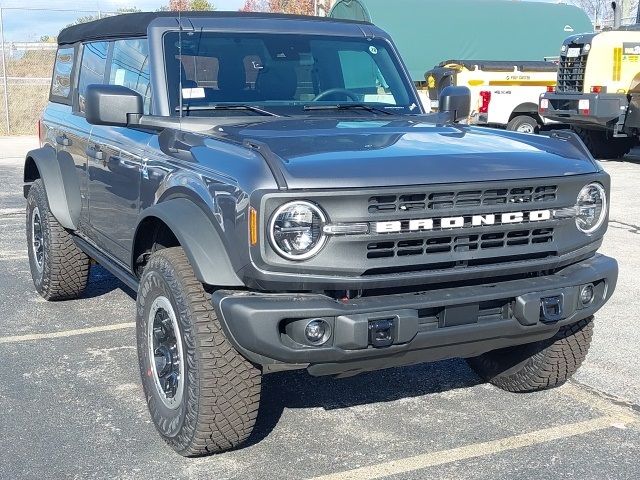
[178,8,183,121]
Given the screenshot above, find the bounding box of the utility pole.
[0,7,9,135]
[612,1,623,28]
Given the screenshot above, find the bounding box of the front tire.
[26,179,90,300]
[136,247,261,456]
[466,317,594,393]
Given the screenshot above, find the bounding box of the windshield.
[163,32,417,116]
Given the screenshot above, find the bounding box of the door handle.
[56,134,71,147]
[86,146,104,161]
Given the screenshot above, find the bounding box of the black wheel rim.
[148,296,184,409]
[31,206,44,272]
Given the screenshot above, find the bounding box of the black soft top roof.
[58,11,370,46]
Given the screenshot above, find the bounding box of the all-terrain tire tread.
[141,247,261,456]
[467,317,594,393]
[26,179,90,300]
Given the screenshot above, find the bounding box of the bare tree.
[169,0,216,11]
[569,0,614,28]
[240,0,334,16]
[629,0,640,22]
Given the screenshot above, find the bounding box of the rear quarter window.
[50,47,76,104]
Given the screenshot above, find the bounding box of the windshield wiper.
[176,104,280,117]
[303,103,394,115]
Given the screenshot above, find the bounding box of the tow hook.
[540,295,564,323]
[368,319,395,348]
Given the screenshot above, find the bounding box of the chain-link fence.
[0,7,116,135]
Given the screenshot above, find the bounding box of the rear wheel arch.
[23,146,81,230]
[24,156,41,184]
[132,199,244,287]
[510,102,541,120]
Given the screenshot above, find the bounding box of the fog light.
[580,285,594,306]
[305,319,331,345]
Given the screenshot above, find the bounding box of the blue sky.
[0,0,569,42]
[0,0,245,41]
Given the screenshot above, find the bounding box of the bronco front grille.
[368,185,557,214]
[367,228,554,259]
[557,49,588,93]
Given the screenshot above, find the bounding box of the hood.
[212,117,598,189]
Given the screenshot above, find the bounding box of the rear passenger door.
[46,45,93,233]
[86,38,153,264]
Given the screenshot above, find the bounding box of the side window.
[77,41,109,114]
[109,39,152,114]
[50,47,75,103]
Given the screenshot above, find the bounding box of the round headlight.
[269,201,327,260]
[576,183,607,234]
[561,44,567,53]
[583,43,591,53]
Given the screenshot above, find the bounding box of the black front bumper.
[213,254,617,377]
[540,92,627,130]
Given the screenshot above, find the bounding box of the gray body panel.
[26,12,617,373]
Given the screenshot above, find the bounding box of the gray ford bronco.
[25,11,617,456]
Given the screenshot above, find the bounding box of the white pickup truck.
[425,60,559,133]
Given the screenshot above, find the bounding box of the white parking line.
[0,323,135,344]
[309,414,637,480]
[561,382,638,418]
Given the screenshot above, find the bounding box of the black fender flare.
[24,145,81,230]
[134,198,244,287]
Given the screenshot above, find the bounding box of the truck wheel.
[466,317,593,393]
[507,115,539,134]
[26,179,90,300]
[136,247,261,456]
[572,126,634,159]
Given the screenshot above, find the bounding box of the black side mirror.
[85,84,143,127]
[439,86,471,123]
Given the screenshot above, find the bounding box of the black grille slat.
[366,228,555,259]
[557,46,588,93]
[369,185,557,213]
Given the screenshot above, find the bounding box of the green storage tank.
[330,0,593,82]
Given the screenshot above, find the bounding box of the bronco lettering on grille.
[375,210,552,234]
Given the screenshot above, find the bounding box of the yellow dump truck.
[540,26,640,158]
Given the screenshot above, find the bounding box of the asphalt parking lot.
[1,136,639,480]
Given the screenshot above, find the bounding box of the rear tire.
[26,179,90,300]
[572,126,634,159]
[466,317,594,393]
[507,115,539,134]
[136,247,261,456]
